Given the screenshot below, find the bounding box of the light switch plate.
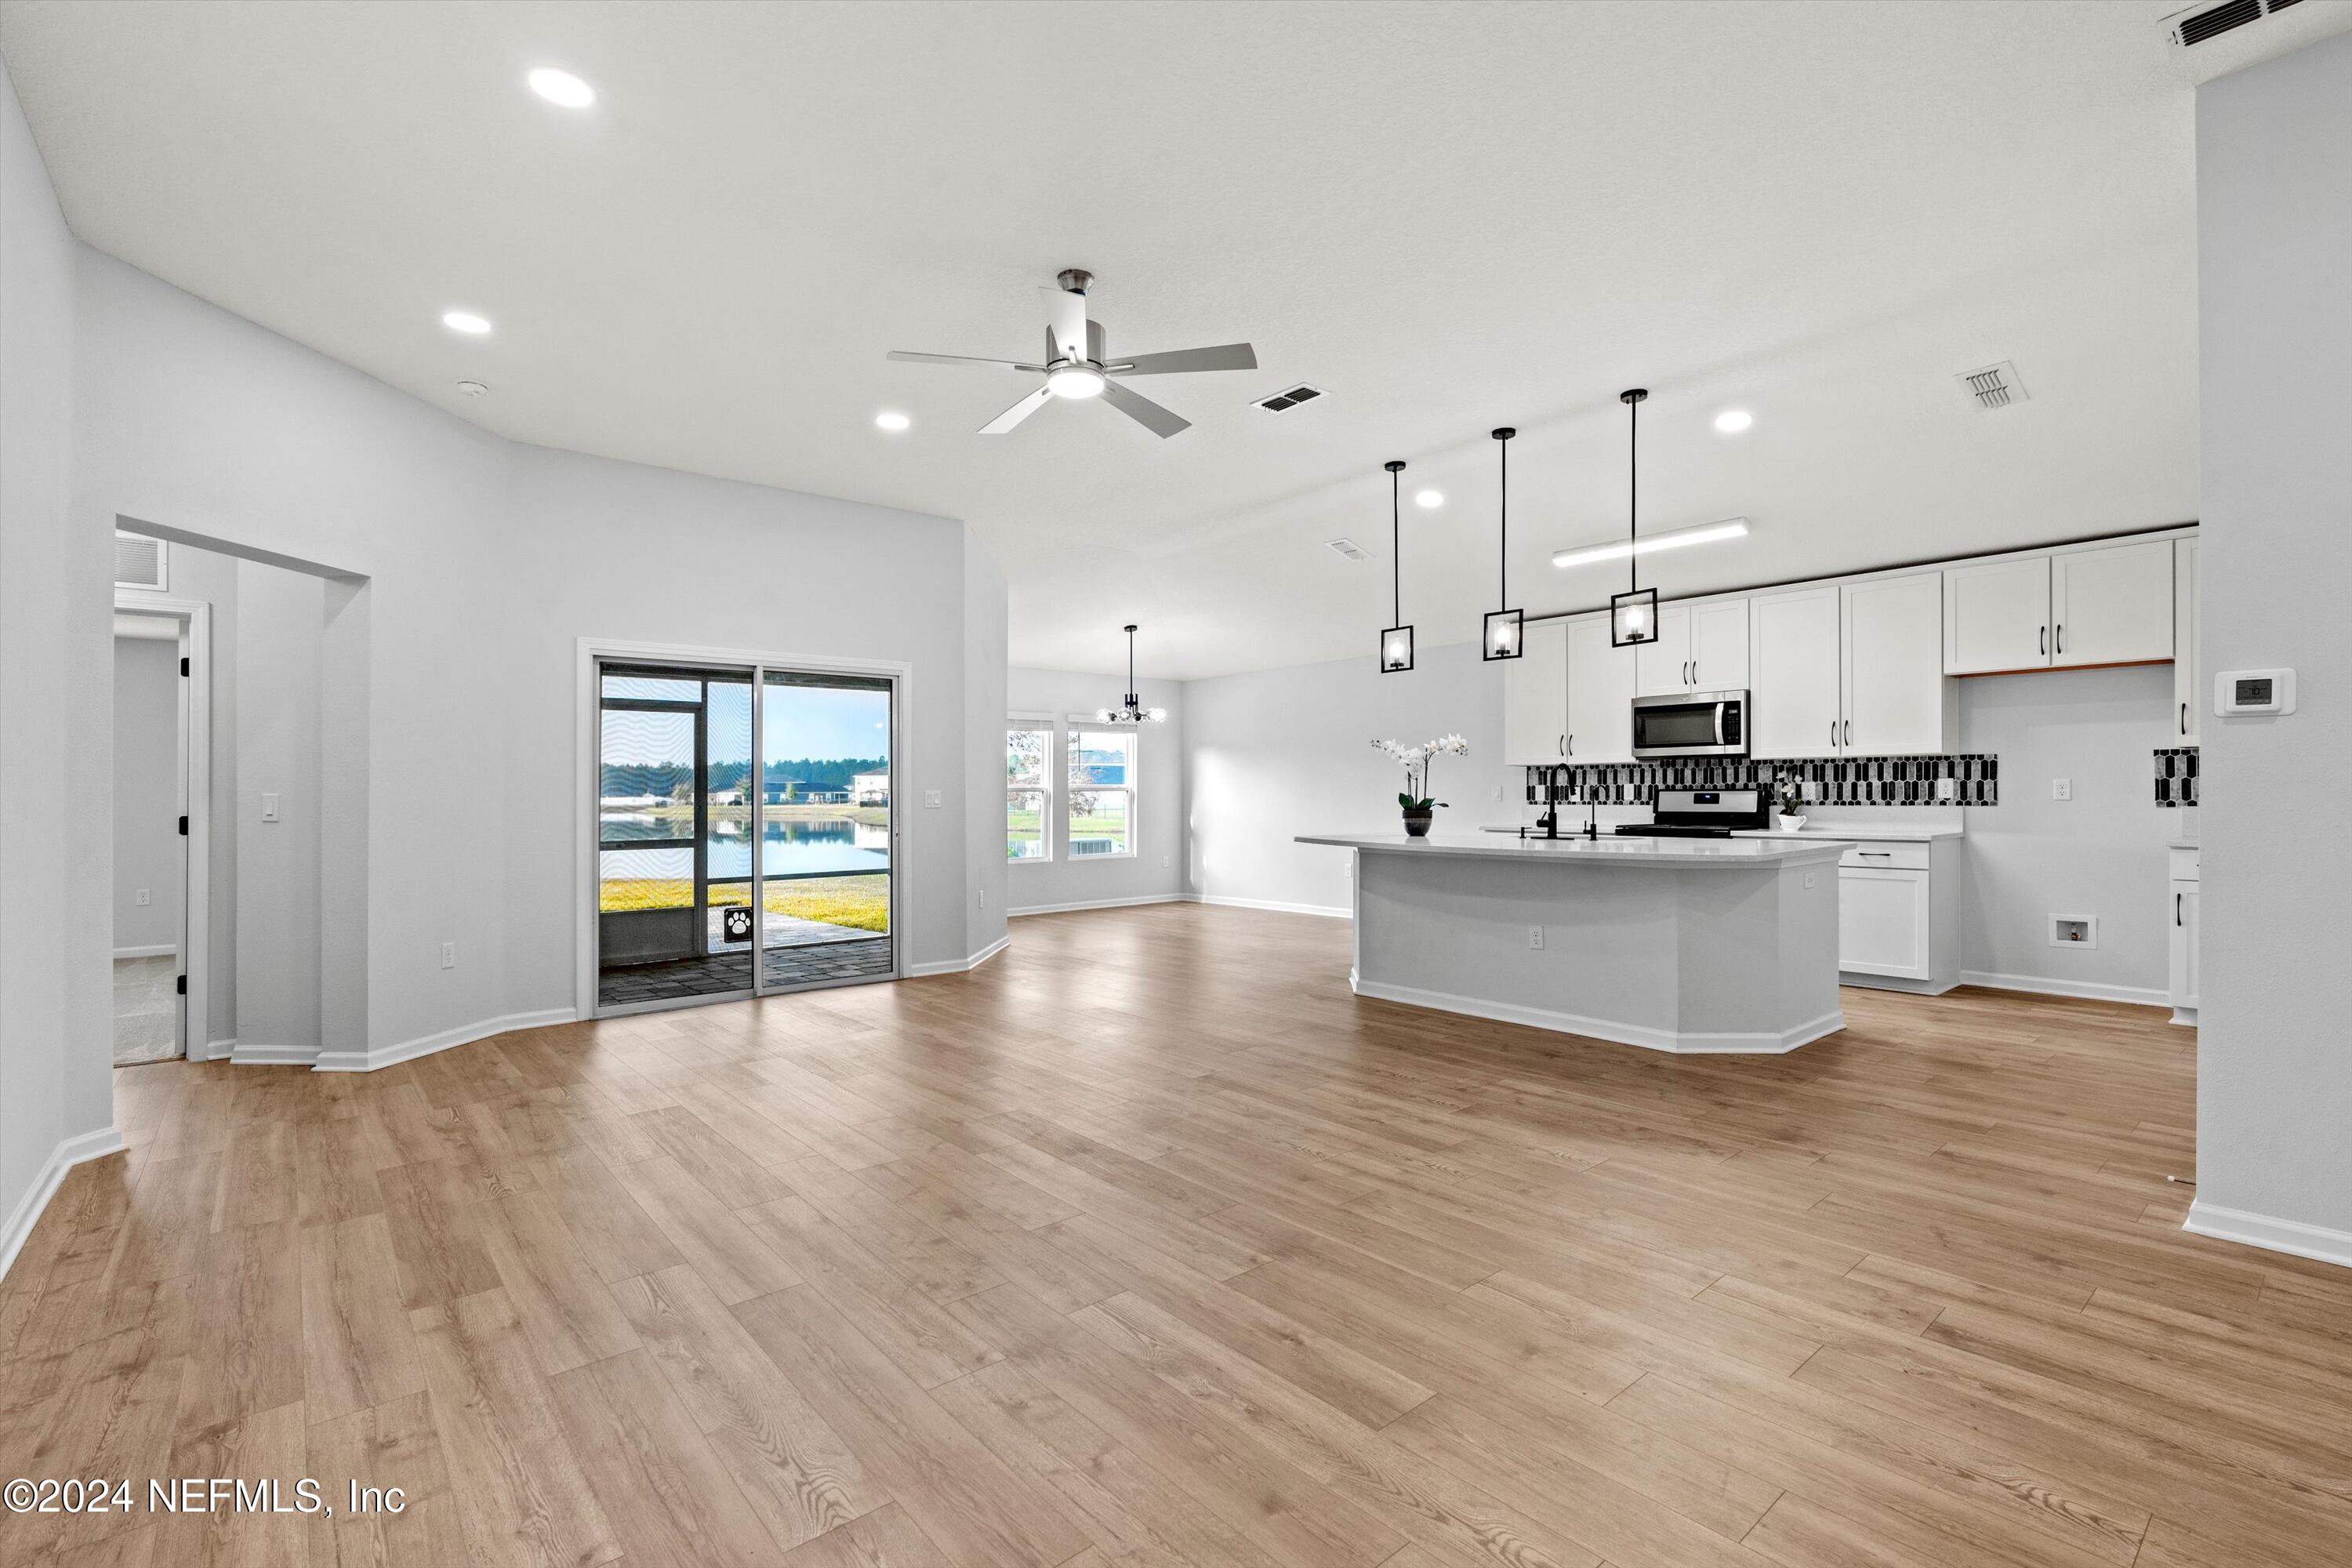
[261,791,281,822]
[924,789,942,808]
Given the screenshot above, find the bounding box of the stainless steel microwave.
[1632,690,1748,759]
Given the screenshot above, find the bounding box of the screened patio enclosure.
[595,659,895,1012]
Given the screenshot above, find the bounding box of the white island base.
[1299,833,1852,1054]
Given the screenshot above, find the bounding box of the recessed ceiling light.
[441,310,492,335]
[456,380,490,397]
[527,67,595,108]
[874,411,911,432]
[1414,488,1444,509]
[1713,408,1753,434]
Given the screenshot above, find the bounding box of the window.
[1007,724,1050,861]
[1068,728,1134,858]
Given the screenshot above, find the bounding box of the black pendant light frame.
[1095,623,1167,724]
[1482,426,1523,661]
[1609,388,1660,648]
[1379,459,1414,673]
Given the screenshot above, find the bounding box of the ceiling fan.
[886,269,1257,438]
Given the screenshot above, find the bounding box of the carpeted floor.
[111,953,180,1065]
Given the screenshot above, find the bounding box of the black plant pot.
[1401,808,1434,838]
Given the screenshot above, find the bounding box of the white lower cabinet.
[2169,844,2200,1025]
[1835,838,1960,993]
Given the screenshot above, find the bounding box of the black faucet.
[1534,764,1597,840]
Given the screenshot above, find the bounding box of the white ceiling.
[6,2,2334,679]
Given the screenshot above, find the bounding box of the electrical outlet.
[978,888,985,909]
[1802,779,1820,803]
[1162,854,1171,869]
[2053,778,2071,801]
[440,942,456,969]
[1491,785,1502,800]
[924,789,942,808]
[261,791,281,822]
[1527,925,1544,950]
[136,887,151,906]
[1936,777,1957,801]
[1804,871,1819,890]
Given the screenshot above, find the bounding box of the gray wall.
[2,56,111,1265]
[231,562,325,1054]
[1185,639,1521,914]
[111,635,181,953]
[2195,34,2352,1247]
[1005,666,1188,913]
[1957,663,2178,1002]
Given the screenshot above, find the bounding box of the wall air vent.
[1957,361,2028,411]
[1255,383,1325,413]
[114,531,168,590]
[1324,538,1372,563]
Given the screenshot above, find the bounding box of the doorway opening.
[592,655,898,1014]
[108,585,212,1066]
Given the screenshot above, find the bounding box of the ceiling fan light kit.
[1609,388,1662,648]
[1483,426,1523,662]
[1381,459,1414,673]
[887,268,1257,439]
[1095,624,1167,724]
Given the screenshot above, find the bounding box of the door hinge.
[179,815,188,836]
[176,975,187,995]
[180,656,190,677]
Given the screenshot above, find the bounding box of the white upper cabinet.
[2174,539,2200,745]
[1748,585,1842,760]
[1841,572,1954,756]
[1634,598,1749,696]
[1501,617,1570,765]
[1564,612,1635,763]
[1943,556,2051,673]
[2052,539,2173,668]
[1633,604,1693,698]
[1690,599,1750,692]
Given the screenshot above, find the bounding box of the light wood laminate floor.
[5,902,2348,1568]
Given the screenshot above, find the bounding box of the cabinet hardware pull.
[2039,625,2047,657]
[2056,624,2064,655]
[2181,702,2188,735]
[1844,719,1853,746]
[1567,734,1573,757]
[2176,892,2183,927]
[1860,851,1892,858]
[1830,720,1837,750]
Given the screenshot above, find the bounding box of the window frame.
[1064,720,1138,862]
[1006,715,1054,865]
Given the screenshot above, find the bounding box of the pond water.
[602,815,890,879]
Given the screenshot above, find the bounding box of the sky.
[601,677,889,767]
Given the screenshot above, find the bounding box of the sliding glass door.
[596,658,895,1014]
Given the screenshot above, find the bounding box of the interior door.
[2052,540,2173,667]
[1502,618,1569,764]
[1748,585,1841,759]
[757,670,896,992]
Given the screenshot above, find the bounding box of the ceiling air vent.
[1957,361,2028,411]
[1324,538,1372,563]
[2176,0,2266,46]
[1255,383,1325,413]
[114,531,168,591]
[2160,0,2332,84]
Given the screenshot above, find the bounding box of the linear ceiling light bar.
[1552,517,1751,571]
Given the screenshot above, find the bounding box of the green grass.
[601,874,889,932]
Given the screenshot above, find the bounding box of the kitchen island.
[1297,831,1853,1054]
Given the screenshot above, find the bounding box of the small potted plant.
[1773,778,1808,833]
[1374,735,1468,837]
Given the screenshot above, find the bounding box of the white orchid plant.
[1373,734,1470,811]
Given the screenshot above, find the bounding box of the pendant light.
[1379,459,1414,673]
[1483,426,1522,660]
[1094,624,1167,724]
[1609,388,1660,648]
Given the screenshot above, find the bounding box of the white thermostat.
[2216,669,2296,716]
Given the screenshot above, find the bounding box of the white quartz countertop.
[1298,831,1851,867]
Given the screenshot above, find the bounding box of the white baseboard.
[1008,894,1185,916]
[2171,1005,2198,1027]
[1,1126,126,1284]
[1959,971,2169,1009]
[203,1036,236,1062]
[906,934,1011,978]
[111,943,176,960]
[1351,975,1843,1055]
[2185,1200,2352,1270]
[1189,893,1352,920]
[313,1007,578,1074]
[230,1041,319,1067]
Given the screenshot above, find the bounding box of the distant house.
[852,770,890,805]
[710,787,745,806]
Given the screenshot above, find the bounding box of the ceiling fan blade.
[978,384,1054,435]
[1040,285,1089,365]
[1109,342,1258,376]
[887,350,1029,369]
[1099,378,1191,438]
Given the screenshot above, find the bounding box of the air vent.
[1324,538,1372,563]
[1957,361,2028,411]
[1255,383,1325,413]
[114,531,168,590]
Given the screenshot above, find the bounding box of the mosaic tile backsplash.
[1524,753,1998,808]
[2154,746,2198,808]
